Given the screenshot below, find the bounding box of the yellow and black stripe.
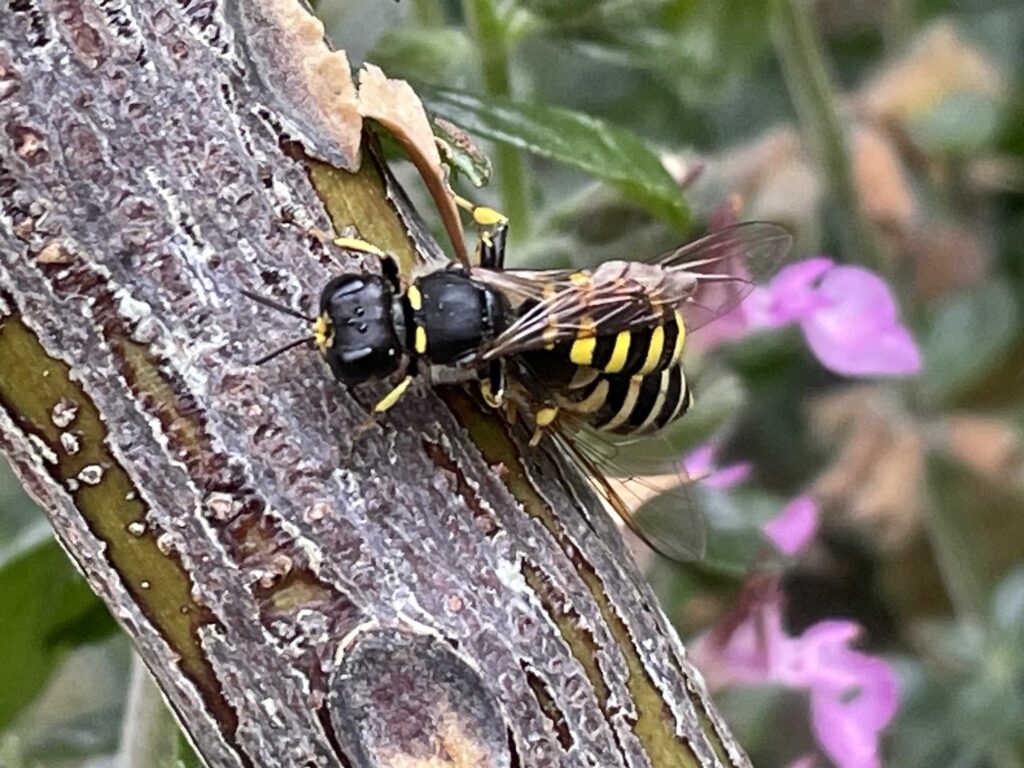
[561,363,692,436]
[564,306,685,378]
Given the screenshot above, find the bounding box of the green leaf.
[368,27,475,88]
[433,116,494,188]
[0,534,112,728]
[419,86,690,229]
[920,279,1021,404]
[175,730,205,768]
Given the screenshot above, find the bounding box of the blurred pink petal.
[788,756,818,768]
[692,591,898,768]
[763,495,819,556]
[799,266,921,376]
[695,257,921,379]
[706,462,753,489]
[747,257,835,327]
[682,444,751,489]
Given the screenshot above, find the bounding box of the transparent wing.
[474,274,660,362]
[652,222,792,332]
[469,221,791,362]
[549,417,706,562]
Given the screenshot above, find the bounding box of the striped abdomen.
[564,305,685,377]
[523,305,687,391]
[557,363,692,436]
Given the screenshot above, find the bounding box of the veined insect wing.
[551,421,707,562]
[655,221,793,333]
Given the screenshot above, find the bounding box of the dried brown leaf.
[358,65,468,267]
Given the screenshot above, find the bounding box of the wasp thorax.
[317,274,402,384]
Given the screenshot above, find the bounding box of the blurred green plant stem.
[770,0,885,273]
[460,0,531,234]
[116,655,179,768]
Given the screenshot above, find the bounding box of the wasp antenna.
[253,336,314,366]
[240,289,315,322]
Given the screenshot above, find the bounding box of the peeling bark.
[0,1,749,766]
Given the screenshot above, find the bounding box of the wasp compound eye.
[319,274,402,384]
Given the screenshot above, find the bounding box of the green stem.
[117,654,179,768]
[461,0,530,236]
[924,455,991,620]
[770,0,885,272]
[412,0,444,26]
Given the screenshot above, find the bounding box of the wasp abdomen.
[563,305,685,377]
[560,363,691,436]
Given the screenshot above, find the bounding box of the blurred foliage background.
[2,0,1023,765]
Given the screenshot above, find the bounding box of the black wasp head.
[315,274,402,384]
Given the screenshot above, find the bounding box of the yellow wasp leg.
[453,194,507,228]
[331,236,386,256]
[373,375,413,413]
[479,378,505,409]
[529,406,559,447]
[347,375,414,453]
[453,194,509,267]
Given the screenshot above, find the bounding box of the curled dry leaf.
[851,124,915,231]
[899,220,989,300]
[861,21,1005,127]
[938,414,1024,486]
[678,126,823,237]
[242,0,362,168]
[358,65,469,267]
[811,387,924,549]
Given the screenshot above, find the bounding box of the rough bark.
[0,1,749,766]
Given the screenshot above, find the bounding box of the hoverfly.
[245,198,791,562]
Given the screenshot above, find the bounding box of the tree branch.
[0,0,747,765]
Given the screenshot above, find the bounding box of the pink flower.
[683,443,752,489]
[763,495,819,556]
[699,258,921,377]
[693,589,898,768]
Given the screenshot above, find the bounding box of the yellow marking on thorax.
[406,284,423,311]
[670,311,686,364]
[570,336,596,366]
[332,236,385,256]
[639,325,665,375]
[313,314,331,352]
[414,326,428,354]
[604,330,631,374]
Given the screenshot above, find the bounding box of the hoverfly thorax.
[316,274,404,384]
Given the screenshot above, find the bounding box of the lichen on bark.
[0,0,748,766]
